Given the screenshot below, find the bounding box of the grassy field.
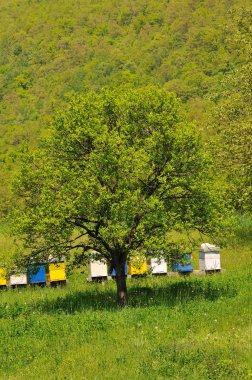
[0,237,252,379]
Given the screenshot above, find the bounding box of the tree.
[13,87,227,305]
[213,6,252,212]
[0,0,246,220]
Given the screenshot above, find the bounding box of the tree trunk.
[113,253,127,306]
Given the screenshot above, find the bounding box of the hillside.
[0,0,250,216]
[0,2,251,377]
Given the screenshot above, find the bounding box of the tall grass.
[0,262,251,379]
[0,222,251,379]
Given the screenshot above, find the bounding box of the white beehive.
[150,258,167,275]
[199,243,221,271]
[88,252,108,279]
[10,272,27,286]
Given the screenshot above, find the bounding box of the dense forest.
[0,0,251,218]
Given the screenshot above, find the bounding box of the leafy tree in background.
[13,87,228,305]
[213,6,252,212]
[0,0,249,218]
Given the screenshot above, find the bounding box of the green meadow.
[0,1,251,378]
[0,234,251,380]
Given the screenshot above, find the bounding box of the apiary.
[28,264,46,285]
[150,258,167,275]
[9,272,27,287]
[0,268,7,286]
[46,261,67,284]
[128,257,147,276]
[199,243,221,271]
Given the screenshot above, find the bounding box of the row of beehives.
[0,243,221,286]
[89,244,221,280]
[0,261,67,288]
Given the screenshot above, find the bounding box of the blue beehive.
[110,263,127,277]
[28,264,46,284]
[172,253,193,273]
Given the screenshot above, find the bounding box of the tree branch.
[72,220,113,253]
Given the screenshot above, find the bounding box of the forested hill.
[0,0,250,216]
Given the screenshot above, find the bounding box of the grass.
[0,219,251,379]
[0,251,251,379]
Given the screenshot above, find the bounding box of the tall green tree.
[13,87,227,305]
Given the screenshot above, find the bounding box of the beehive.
[89,259,108,279]
[0,268,7,286]
[199,253,221,271]
[172,253,193,273]
[28,264,46,284]
[46,262,66,283]
[128,258,147,276]
[199,243,221,271]
[10,272,27,287]
[110,263,127,277]
[150,258,167,275]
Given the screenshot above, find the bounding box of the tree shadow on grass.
[128,279,237,307]
[34,278,237,315]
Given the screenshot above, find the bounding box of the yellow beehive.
[128,258,147,276]
[46,262,66,283]
[0,268,7,286]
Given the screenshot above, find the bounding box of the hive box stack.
[150,258,167,275]
[199,243,221,272]
[110,263,127,278]
[0,268,7,287]
[128,257,147,277]
[171,253,193,274]
[28,264,46,285]
[88,251,108,281]
[9,272,27,287]
[46,260,67,286]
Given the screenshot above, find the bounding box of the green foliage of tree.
[0,0,249,217]
[13,87,229,304]
[212,6,252,212]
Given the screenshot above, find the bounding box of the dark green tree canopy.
[13,87,227,304]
